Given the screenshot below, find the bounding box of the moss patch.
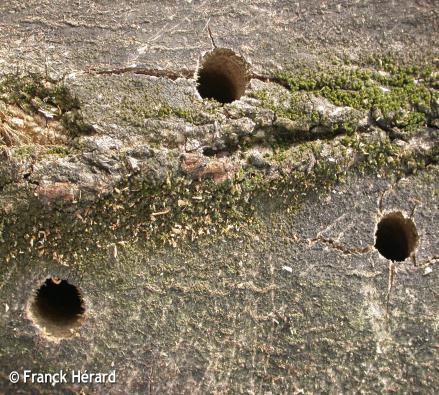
[268,59,437,136]
[0,56,437,265]
[0,73,93,137]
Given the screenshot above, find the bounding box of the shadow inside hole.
[196,48,249,104]
[197,69,238,103]
[375,212,418,262]
[30,278,85,337]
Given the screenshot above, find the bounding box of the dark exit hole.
[198,69,237,103]
[375,212,418,262]
[29,278,85,338]
[196,48,249,104]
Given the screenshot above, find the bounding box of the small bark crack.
[386,261,396,313]
[79,66,439,147]
[87,66,194,80]
[85,65,292,88]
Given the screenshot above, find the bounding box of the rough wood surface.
[0,1,438,393]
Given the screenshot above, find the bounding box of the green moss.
[0,55,437,394]
[271,147,289,163]
[0,56,436,267]
[3,121,433,268]
[10,144,76,160]
[0,73,93,136]
[119,90,224,129]
[118,55,436,140]
[0,74,79,113]
[248,89,305,121]
[44,145,76,158]
[270,60,437,133]
[330,120,358,135]
[11,144,39,159]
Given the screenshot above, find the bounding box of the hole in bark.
[202,147,219,156]
[375,212,418,262]
[196,48,250,104]
[29,277,85,338]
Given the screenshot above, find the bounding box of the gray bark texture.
[0,1,438,394]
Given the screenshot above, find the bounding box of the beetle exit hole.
[375,212,419,262]
[29,277,85,339]
[196,48,250,104]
